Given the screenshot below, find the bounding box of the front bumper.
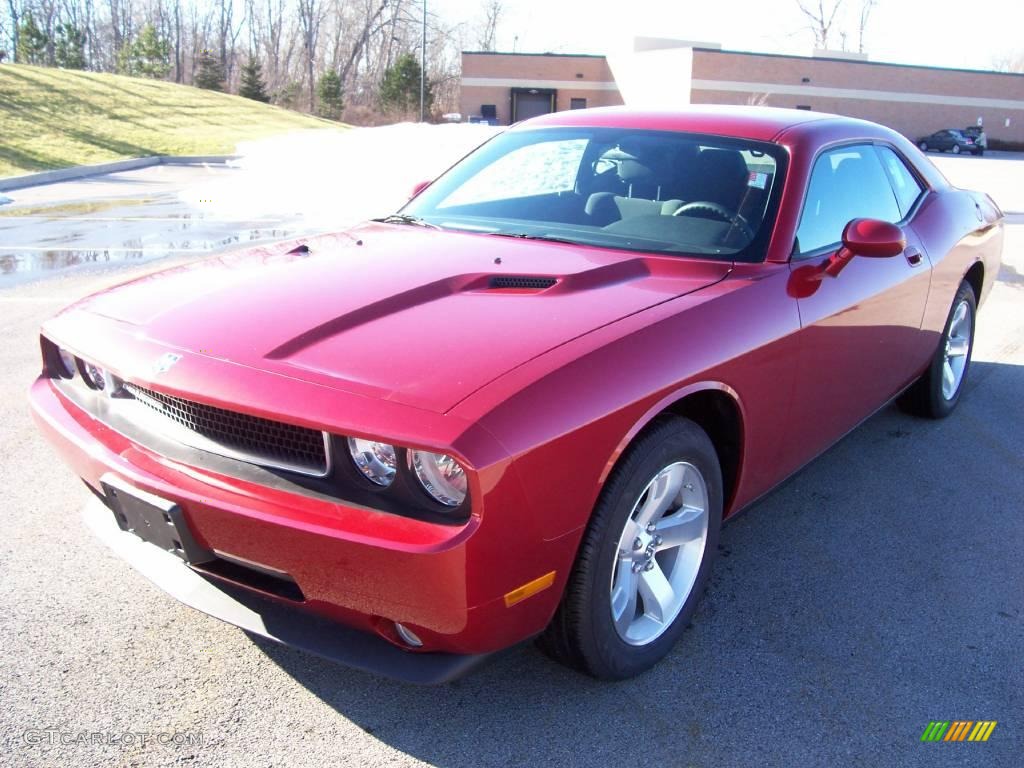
[30,376,579,674]
[82,498,489,683]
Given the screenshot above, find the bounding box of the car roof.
[515,105,843,142]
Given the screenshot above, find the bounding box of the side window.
[438,139,586,208]
[795,144,901,254]
[876,146,924,218]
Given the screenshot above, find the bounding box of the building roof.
[692,46,1024,79]
[461,50,608,59]
[462,46,1024,80]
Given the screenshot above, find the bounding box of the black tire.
[952,144,961,154]
[537,416,722,680]
[919,142,928,151]
[899,280,977,418]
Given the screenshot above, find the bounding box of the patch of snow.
[180,122,500,230]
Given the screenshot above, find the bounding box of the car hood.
[69,223,731,413]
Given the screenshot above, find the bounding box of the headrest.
[696,149,748,181]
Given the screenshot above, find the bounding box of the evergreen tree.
[194,50,225,91]
[16,13,49,65]
[118,24,170,78]
[316,69,344,120]
[379,53,432,117]
[238,57,270,102]
[55,23,87,70]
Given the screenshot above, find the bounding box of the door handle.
[904,247,923,267]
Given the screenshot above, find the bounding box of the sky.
[432,0,1023,72]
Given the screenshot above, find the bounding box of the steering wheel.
[672,201,755,242]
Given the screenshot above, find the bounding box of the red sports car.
[30,107,1003,682]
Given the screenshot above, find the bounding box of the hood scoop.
[487,275,558,291]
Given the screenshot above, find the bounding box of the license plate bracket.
[100,477,213,565]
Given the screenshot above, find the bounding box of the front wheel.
[919,142,929,151]
[899,280,976,418]
[538,417,722,679]
[952,144,962,154]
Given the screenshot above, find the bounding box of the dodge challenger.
[30,106,1004,682]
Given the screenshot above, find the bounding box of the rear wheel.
[538,417,722,679]
[952,144,962,154]
[900,280,976,418]
[919,141,929,151]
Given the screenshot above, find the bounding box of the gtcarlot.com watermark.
[22,729,204,748]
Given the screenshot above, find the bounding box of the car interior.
[411,130,783,258]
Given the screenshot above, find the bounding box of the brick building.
[460,39,1024,145]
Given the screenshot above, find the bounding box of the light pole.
[420,0,426,122]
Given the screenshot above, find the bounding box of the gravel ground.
[0,153,1021,768]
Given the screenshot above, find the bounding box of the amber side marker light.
[504,571,556,608]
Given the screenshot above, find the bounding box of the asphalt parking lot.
[0,154,1021,767]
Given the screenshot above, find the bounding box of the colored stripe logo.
[921,721,997,742]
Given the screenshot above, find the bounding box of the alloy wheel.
[610,461,709,646]
[942,298,972,400]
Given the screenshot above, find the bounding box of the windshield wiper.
[486,232,578,245]
[371,214,440,229]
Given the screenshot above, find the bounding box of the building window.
[570,98,587,110]
[796,104,812,110]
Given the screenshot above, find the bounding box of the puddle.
[0,220,308,290]
[0,197,155,218]
[0,178,317,288]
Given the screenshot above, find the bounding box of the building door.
[511,88,556,123]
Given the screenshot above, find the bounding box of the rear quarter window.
[877,146,924,219]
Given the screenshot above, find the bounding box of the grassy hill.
[0,65,344,178]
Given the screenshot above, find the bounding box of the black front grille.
[489,275,557,290]
[124,383,328,475]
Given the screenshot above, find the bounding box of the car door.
[786,143,932,467]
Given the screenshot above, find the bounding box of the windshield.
[402,127,787,261]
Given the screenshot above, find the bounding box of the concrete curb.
[0,155,239,192]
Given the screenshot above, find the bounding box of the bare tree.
[171,0,181,80]
[6,0,20,61]
[992,50,1024,73]
[475,0,500,51]
[338,0,388,85]
[856,0,876,54]
[797,0,844,49]
[0,0,466,122]
[295,0,323,110]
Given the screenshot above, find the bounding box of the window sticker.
[748,171,768,189]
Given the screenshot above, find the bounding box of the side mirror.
[823,218,906,277]
[409,179,432,199]
[842,218,906,258]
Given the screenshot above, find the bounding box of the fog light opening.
[394,622,423,648]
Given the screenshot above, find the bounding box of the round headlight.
[347,437,397,487]
[85,362,106,390]
[57,348,77,379]
[409,450,467,507]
